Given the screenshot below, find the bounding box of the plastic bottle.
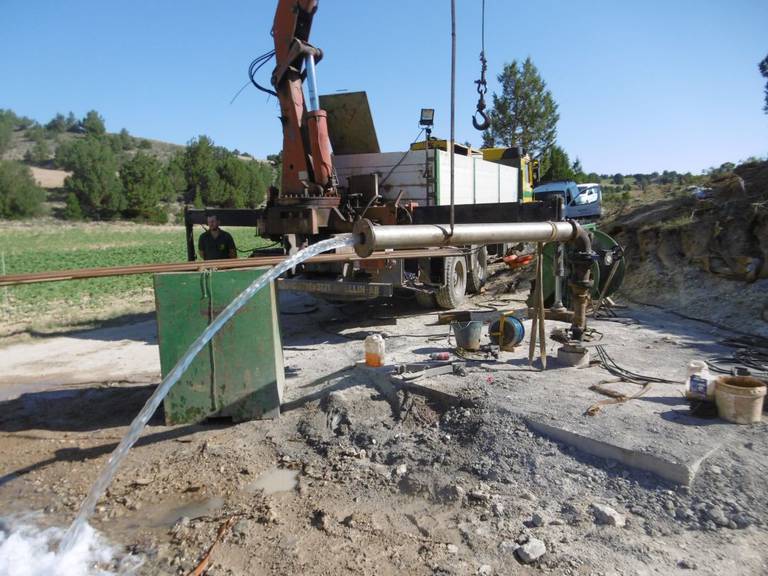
[364,334,385,367]
[686,360,715,400]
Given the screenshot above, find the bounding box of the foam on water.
[58,234,357,551]
[0,516,142,576]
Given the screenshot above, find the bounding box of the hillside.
[1,123,184,166]
[605,160,768,336]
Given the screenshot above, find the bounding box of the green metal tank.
[154,268,284,425]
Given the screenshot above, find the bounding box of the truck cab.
[533,180,602,220]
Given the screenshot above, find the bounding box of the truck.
[184,0,565,309]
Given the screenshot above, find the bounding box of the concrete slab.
[377,306,750,485]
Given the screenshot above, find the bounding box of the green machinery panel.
[154,268,284,425]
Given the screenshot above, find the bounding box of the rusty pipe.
[353,219,579,258]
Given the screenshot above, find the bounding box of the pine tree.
[760,54,768,114]
[482,57,559,157]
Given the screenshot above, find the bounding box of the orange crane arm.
[271,0,335,200]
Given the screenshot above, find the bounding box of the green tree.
[0,161,45,218]
[24,138,51,165]
[120,152,170,222]
[63,192,83,220]
[0,111,15,156]
[61,138,124,219]
[540,145,573,181]
[612,173,624,185]
[482,57,559,157]
[571,158,589,183]
[81,110,106,136]
[760,54,768,114]
[180,135,226,205]
[267,152,282,187]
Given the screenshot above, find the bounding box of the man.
[198,214,237,260]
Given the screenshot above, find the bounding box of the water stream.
[56,234,357,554]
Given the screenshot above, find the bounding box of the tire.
[435,256,467,309]
[466,245,488,294]
[414,290,436,309]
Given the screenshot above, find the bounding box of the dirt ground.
[1,260,767,576]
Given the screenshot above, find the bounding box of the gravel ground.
[0,265,766,575]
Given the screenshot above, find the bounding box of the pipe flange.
[353,219,375,258]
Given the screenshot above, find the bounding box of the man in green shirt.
[198,214,237,260]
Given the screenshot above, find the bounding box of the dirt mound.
[606,160,768,334]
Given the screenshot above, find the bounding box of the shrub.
[0,160,45,218]
[63,192,83,220]
[81,110,106,136]
[120,152,171,221]
[61,137,124,219]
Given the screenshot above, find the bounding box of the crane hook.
[472,51,490,131]
[472,108,490,131]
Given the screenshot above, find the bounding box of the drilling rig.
[184,0,623,312]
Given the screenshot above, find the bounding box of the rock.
[677,559,698,570]
[706,507,729,527]
[491,502,505,517]
[233,520,249,538]
[133,476,153,486]
[530,512,545,527]
[515,538,546,564]
[591,503,626,527]
[478,564,493,575]
[394,464,408,477]
[469,490,490,505]
[446,544,459,555]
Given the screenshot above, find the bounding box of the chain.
[473,0,490,131]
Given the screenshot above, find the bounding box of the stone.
[233,520,249,538]
[446,544,459,554]
[478,564,493,575]
[706,507,729,527]
[394,464,408,477]
[515,538,546,564]
[591,503,626,527]
[491,502,505,517]
[531,512,545,527]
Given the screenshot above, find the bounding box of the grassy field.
[0,221,268,335]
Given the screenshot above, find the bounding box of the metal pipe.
[0,248,462,287]
[305,54,320,112]
[353,219,578,257]
[449,0,456,235]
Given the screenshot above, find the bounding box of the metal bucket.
[451,320,483,351]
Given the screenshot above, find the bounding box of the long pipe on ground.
[0,248,462,287]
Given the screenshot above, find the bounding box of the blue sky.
[2,0,766,174]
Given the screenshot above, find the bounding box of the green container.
[154,268,284,425]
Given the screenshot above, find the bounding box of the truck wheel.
[414,291,436,309]
[466,245,488,294]
[435,256,467,309]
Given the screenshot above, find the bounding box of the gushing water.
[58,234,357,553]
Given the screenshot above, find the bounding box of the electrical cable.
[378,128,425,188]
[595,345,679,385]
[248,50,278,97]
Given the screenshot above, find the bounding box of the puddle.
[110,496,225,534]
[157,496,225,526]
[249,468,298,495]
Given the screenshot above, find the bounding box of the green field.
[0,221,268,333]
